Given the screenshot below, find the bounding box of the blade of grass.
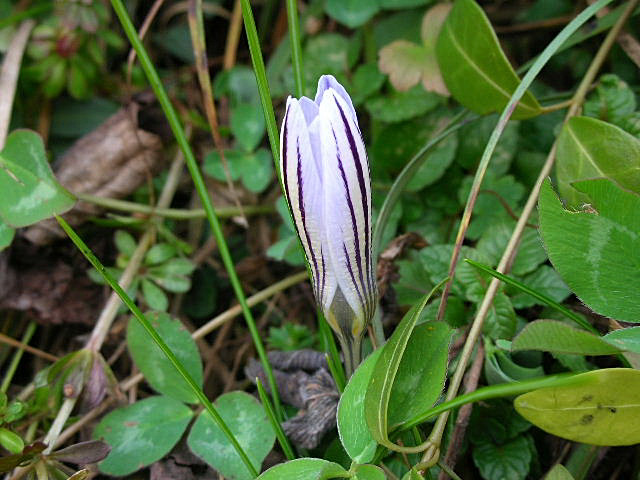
[57,215,258,478]
[464,259,595,332]
[256,378,296,461]
[240,0,280,169]
[285,0,304,97]
[109,0,283,421]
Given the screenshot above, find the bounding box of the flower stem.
[338,333,362,378]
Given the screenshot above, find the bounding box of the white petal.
[315,75,358,125]
[280,98,332,307]
[317,89,375,329]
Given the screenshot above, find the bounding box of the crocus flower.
[279,75,377,373]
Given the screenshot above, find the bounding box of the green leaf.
[353,464,386,480]
[145,243,176,265]
[485,347,543,385]
[365,86,441,123]
[238,148,273,193]
[405,122,457,191]
[127,312,203,403]
[472,434,532,480]
[0,428,23,454]
[604,327,640,354]
[149,273,191,293]
[351,64,386,105]
[379,0,434,8]
[388,321,453,427]
[0,220,15,251]
[338,350,382,464]
[512,320,620,356]
[214,66,261,106]
[153,23,194,63]
[393,254,434,306]
[476,220,547,277]
[538,178,640,323]
[231,103,266,152]
[94,396,193,476]
[483,293,516,340]
[325,0,379,28]
[456,114,519,176]
[188,391,275,480]
[583,74,636,126]
[515,368,640,446]
[457,173,525,240]
[365,280,447,449]
[435,0,541,119]
[0,130,75,227]
[203,149,243,181]
[544,464,575,480]
[141,278,169,311]
[509,266,570,309]
[114,230,137,257]
[556,116,640,206]
[256,458,348,480]
[469,400,531,445]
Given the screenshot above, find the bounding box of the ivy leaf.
[472,435,532,480]
[483,293,516,340]
[366,85,441,123]
[583,74,636,126]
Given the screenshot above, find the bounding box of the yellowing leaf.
[515,368,640,446]
[378,4,451,95]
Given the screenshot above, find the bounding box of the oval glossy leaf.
[556,116,640,206]
[515,368,640,446]
[0,130,75,227]
[93,396,193,476]
[604,327,640,354]
[472,435,532,480]
[188,391,274,480]
[388,321,453,427]
[338,349,381,463]
[512,320,620,356]
[0,220,14,251]
[435,0,541,119]
[256,458,348,480]
[231,103,266,152]
[127,311,203,403]
[354,464,386,480]
[538,178,640,323]
[365,281,446,449]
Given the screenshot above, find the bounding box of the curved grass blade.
[464,258,594,333]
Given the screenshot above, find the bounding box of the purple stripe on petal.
[334,98,375,298]
[332,127,366,303]
[342,243,365,320]
[297,139,321,294]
